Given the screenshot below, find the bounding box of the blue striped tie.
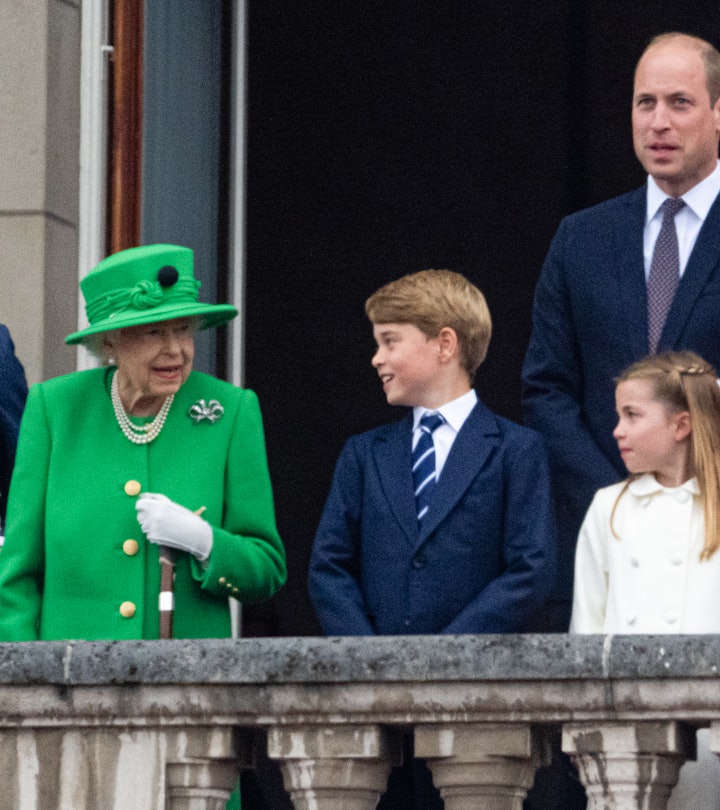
[412,412,445,522]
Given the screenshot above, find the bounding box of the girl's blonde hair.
[611,351,720,560]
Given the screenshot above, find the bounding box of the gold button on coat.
[124,480,142,496]
[123,539,139,556]
[119,601,136,618]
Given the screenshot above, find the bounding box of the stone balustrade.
[0,634,718,808]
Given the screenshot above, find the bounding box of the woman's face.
[108,317,195,414]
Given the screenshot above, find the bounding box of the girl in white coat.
[570,350,720,809]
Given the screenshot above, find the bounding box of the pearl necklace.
[111,371,175,445]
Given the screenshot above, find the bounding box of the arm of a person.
[568,493,610,633]
[442,431,558,633]
[521,223,619,503]
[307,438,376,636]
[0,325,29,520]
[0,384,49,640]
[193,389,287,603]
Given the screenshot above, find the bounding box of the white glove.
[136,493,213,561]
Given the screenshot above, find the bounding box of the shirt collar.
[413,388,478,433]
[627,472,699,497]
[646,161,720,223]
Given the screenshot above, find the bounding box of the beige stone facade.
[1,0,81,384]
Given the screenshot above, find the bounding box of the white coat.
[570,473,720,808]
[570,474,720,634]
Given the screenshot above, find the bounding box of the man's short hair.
[645,32,720,106]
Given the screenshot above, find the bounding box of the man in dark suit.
[0,324,27,526]
[309,269,557,809]
[522,32,720,634]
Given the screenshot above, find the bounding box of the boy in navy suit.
[308,269,558,808]
[309,268,556,638]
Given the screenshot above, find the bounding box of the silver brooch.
[188,399,224,424]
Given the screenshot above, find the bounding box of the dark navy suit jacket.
[522,185,720,603]
[308,400,557,635]
[0,325,27,523]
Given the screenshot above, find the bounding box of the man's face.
[632,40,720,197]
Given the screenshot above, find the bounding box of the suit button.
[412,555,426,569]
[124,480,142,497]
[123,539,139,556]
[626,614,637,626]
[665,611,678,624]
[119,601,136,618]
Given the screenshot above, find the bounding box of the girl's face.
[613,378,691,487]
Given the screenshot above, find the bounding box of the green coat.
[0,367,286,640]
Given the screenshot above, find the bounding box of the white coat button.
[640,497,651,508]
[675,490,689,503]
[626,614,637,625]
[670,553,684,566]
[665,611,678,624]
[630,556,640,567]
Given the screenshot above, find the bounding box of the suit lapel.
[614,188,650,358]
[373,414,419,544]
[660,191,720,350]
[416,402,498,548]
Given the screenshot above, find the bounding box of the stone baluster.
[416,723,543,810]
[563,720,694,809]
[267,724,401,810]
[165,727,245,810]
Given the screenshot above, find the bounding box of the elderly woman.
[0,244,286,641]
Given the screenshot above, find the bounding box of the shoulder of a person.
[182,370,257,403]
[589,479,629,509]
[32,367,106,400]
[559,187,643,230]
[468,401,545,450]
[346,414,409,449]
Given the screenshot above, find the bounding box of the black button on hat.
[157,265,179,287]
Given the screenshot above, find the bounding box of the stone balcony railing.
[0,634,718,809]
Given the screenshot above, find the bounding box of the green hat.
[65,244,238,345]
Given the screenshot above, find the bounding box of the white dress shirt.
[412,389,477,479]
[644,161,720,279]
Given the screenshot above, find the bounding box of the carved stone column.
[415,723,543,810]
[563,721,694,809]
[267,724,401,810]
[165,727,245,810]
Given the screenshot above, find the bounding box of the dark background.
[242,2,720,638]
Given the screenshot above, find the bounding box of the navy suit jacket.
[308,400,557,635]
[0,325,27,523]
[521,185,720,602]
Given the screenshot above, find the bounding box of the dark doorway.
[243,3,720,638]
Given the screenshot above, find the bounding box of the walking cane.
[158,505,206,639]
[158,544,176,639]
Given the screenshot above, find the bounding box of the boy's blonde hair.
[612,350,720,560]
[365,269,492,378]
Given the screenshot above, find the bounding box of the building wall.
[0,0,81,385]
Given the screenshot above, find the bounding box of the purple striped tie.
[647,197,685,354]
